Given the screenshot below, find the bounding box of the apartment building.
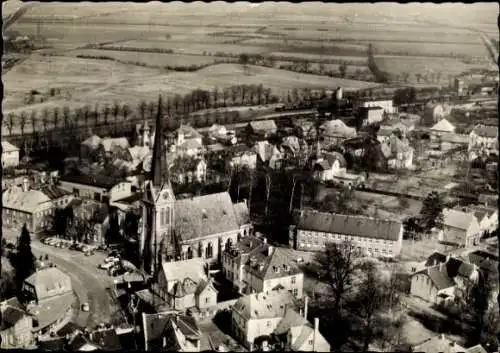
[289,210,404,258]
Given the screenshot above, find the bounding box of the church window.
[160,210,165,226]
[165,208,170,224]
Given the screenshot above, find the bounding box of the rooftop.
[28,292,74,332]
[3,187,51,213]
[431,118,455,133]
[243,246,302,281]
[412,334,465,353]
[232,289,296,321]
[60,174,124,190]
[25,267,72,301]
[2,140,20,152]
[473,125,497,138]
[249,120,278,133]
[143,312,201,351]
[293,210,403,241]
[442,208,478,230]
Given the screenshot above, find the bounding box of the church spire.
[151,95,168,187]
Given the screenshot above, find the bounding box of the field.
[372,41,490,58]
[3,56,379,118]
[64,49,223,68]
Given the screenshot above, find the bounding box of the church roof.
[151,95,168,188]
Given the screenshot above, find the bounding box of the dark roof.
[0,306,27,330]
[143,313,200,351]
[40,185,72,200]
[56,322,83,337]
[243,247,302,281]
[37,337,66,351]
[230,143,254,155]
[424,251,447,267]
[151,96,168,188]
[114,192,143,204]
[90,328,121,350]
[60,174,123,190]
[293,210,403,241]
[445,257,475,278]
[427,265,456,290]
[67,332,93,351]
[467,251,498,274]
[66,198,83,209]
[473,126,497,138]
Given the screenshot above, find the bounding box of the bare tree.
[147,101,156,120]
[29,110,37,134]
[173,94,182,114]
[4,113,15,136]
[53,107,60,129]
[83,105,90,127]
[212,87,219,108]
[264,172,272,217]
[122,104,130,120]
[230,86,239,106]
[93,104,100,126]
[289,174,298,214]
[41,112,49,134]
[19,111,28,136]
[222,88,229,107]
[103,104,110,125]
[264,88,272,105]
[62,106,71,129]
[138,100,147,122]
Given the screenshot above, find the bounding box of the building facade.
[438,209,482,247]
[0,299,33,349]
[1,141,20,168]
[289,210,404,258]
[468,125,498,161]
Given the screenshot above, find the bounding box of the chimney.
[304,296,309,319]
[22,177,29,192]
[267,246,274,257]
[313,317,319,351]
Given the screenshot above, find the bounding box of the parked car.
[99,262,114,270]
[81,302,90,312]
[104,256,119,264]
[84,250,95,256]
[69,243,79,251]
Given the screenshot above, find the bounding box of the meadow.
[372,41,490,58]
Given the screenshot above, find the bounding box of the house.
[59,174,132,203]
[142,312,202,352]
[430,118,456,137]
[272,308,330,352]
[150,258,217,312]
[377,127,395,144]
[254,141,284,170]
[358,106,384,125]
[410,256,478,304]
[2,181,73,234]
[221,236,304,298]
[280,136,309,166]
[356,99,397,115]
[319,119,357,145]
[293,119,316,141]
[438,208,482,247]
[227,144,258,171]
[423,102,451,126]
[464,206,499,233]
[208,124,237,146]
[172,124,204,157]
[380,135,414,170]
[0,298,33,348]
[313,151,347,182]
[100,137,131,160]
[231,289,298,350]
[169,157,207,184]
[23,267,72,304]
[2,141,20,168]
[438,133,469,152]
[380,116,417,138]
[412,334,466,353]
[289,210,404,258]
[247,120,278,140]
[478,194,498,208]
[80,135,102,160]
[68,199,112,245]
[468,125,499,161]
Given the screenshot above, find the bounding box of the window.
[205,297,209,304]
[267,321,271,327]
[291,276,296,284]
[293,289,298,297]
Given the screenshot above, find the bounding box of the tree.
[4,113,15,136]
[147,101,156,120]
[103,104,110,125]
[62,106,71,129]
[19,111,27,135]
[339,61,348,78]
[122,104,130,121]
[29,109,37,134]
[212,87,219,108]
[264,88,272,105]
[139,100,147,122]
[239,53,250,75]
[52,107,60,129]
[82,105,90,127]
[419,191,444,233]
[264,173,272,217]
[15,224,36,289]
[93,104,100,126]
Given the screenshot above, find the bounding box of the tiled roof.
[3,187,51,213]
[232,289,296,321]
[424,251,447,267]
[466,345,488,353]
[249,120,278,133]
[473,126,497,138]
[40,185,72,200]
[29,292,74,331]
[174,192,245,241]
[2,140,19,152]
[178,124,202,139]
[426,265,456,290]
[143,312,200,351]
[25,267,72,301]
[431,119,455,133]
[161,258,207,291]
[60,174,123,190]
[293,210,403,241]
[101,137,130,152]
[0,305,28,331]
[81,135,101,149]
[244,247,302,281]
[90,328,121,350]
[320,119,356,138]
[273,306,308,335]
[442,208,477,230]
[412,335,465,353]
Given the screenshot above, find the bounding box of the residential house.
[1,141,20,168]
[254,141,284,170]
[358,106,384,125]
[280,136,309,167]
[150,258,218,312]
[430,118,456,138]
[142,312,202,352]
[289,210,404,258]
[80,135,102,160]
[208,124,237,146]
[410,256,479,304]
[23,267,72,304]
[356,99,397,115]
[272,308,330,352]
[0,298,33,349]
[169,157,207,184]
[464,206,499,233]
[319,119,357,146]
[171,124,204,157]
[468,125,499,161]
[59,174,132,203]
[100,137,131,160]
[312,151,365,187]
[222,236,304,298]
[412,334,466,353]
[381,135,414,170]
[68,199,112,245]
[227,144,258,171]
[247,120,278,140]
[377,127,395,145]
[293,119,316,141]
[2,181,73,234]
[423,102,451,126]
[231,289,298,351]
[438,208,482,247]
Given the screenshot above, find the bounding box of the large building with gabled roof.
[138,96,252,275]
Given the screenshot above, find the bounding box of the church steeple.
[150,95,168,188]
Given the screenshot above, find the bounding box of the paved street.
[2,228,124,329]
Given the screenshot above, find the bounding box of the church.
[139,96,252,275]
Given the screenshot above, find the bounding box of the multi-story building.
[59,174,134,203]
[438,208,482,247]
[468,125,498,161]
[319,119,357,146]
[289,210,404,258]
[355,99,397,115]
[0,298,33,349]
[1,141,20,168]
[138,97,253,275]
[222,236,304,298]
[358,106,384,125]
[2,180,73,234]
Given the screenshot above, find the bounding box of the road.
[2,228,122,329]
